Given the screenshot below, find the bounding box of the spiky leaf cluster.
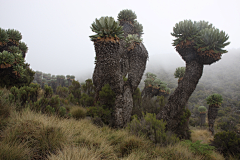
[206,93,223,106]
[0,28,8,44]
[198,106,207,113]
[171,20,230,54]
[195,28,230,53]
[133,20,143,36]
[19,42,28,53]
[70,75,75,79]
[0,51,15,65]
[125,34,143,44]
[174,67,185,78]
[90,16,124,41]
[144,72,169,92]
[8,46,22,54]
[145,72,157,79]
[7,29,22,41]
[117,9,137,23]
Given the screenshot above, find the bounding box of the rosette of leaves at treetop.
[133,20,143,37]
[206,93,223,107]
[117,9,137,24]
[124,34,143,50]
[171,20,230,64]
[89,16,124,42]
[198,106,207,113]
[0,28,8,46]
[6,29,22,45]
[66,75,70,79]
[70,75,75,80]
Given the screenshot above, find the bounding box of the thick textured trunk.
[157,60,203,139]
[200,113,206,126]
[208,105,219,135]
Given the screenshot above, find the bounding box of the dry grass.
[191,129,214,144]
[0,87,226,159]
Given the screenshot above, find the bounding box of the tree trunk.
[200,113,206,126]
[208,105,219,135]
[156,60,203,139]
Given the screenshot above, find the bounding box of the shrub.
[48,95,60,112]
[126,112,179,146]
[44,85,53,98]
[69,80,81,104]
[98,84,115,110]
[218,110,225,117]
[217,116,237,132]
[46,105,55,114]
[86,106,112,125]
[59,106,66,117]
[56,86,69,98]
[80,93,94,107]
[211,131,240,158]
[70,106,87,120]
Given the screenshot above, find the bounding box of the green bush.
[86,106,112,125]
[70,106,87,120]
[59,106,66,117]
[181,140,215,157]
[217,116,238,132]
[98,84,115,110]
[56,86,69,98]
[211,131,240,158]
[80,93,94,107]
[126,112,179,146]
[46,105,55,114]
[48,95,60,112]
[44,85,53,98]
[68,80,81,104]
[217,110,225,117]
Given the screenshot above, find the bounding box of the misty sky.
[1,0,239,81]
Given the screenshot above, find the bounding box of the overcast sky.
[1,0,239,81]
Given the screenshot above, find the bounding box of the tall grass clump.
[70,106,87,120]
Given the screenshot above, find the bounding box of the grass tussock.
[191,129,213,144]
[69,106,87,120]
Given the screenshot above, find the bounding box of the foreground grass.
[0,108,225,160]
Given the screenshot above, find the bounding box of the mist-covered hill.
[142,48,240,110]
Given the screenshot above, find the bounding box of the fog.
[1,0,239,82]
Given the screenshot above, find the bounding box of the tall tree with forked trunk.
[156,20,230,139]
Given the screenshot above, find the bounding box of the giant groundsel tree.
[0,28,35,88]
[91,10,148,128]
[156,20,230,139]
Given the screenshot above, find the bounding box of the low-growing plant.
[44,85,53,98]
[46,105,55,114]
[86,106,112,125]
[59,106,66,117]
[181,140,215,157]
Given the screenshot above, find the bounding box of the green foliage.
[0,28,8,43]
[133,20,143,36]
[174,67,185,79]
[56,86,69,98]
[211,131,240,158]
[125,34,143,44]
[181,140,215,157]
[171,20,230,54]
[180,108,191,125]
[86,106,112,125]
[68,80,81,105]
[117,9,137,23]
[127,112,180,146]
[7,29,22,41]
[198,106,207,113]
[46,105,55,114]
[90,16,124,41]
[206,93,223,106]
[217,116,238,132]
[98,84,115,110]
[48,95,60,112]
[59,106,66,117]
[0,51,16,65]
[44,85,53,98]
[80,93,94,107]
[217,110,225,117]
[18,42,28,53]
